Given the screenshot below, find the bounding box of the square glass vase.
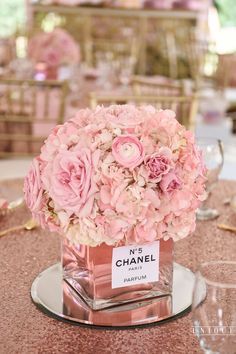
[62,237,173,311]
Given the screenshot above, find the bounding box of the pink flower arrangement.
[28,28,80,68]
[41,0,111,5]
[24,105,206,246]
[144,0,208,10]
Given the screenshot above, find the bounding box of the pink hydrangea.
[24,105,206,246]
[42,148,100,217]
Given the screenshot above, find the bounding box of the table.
[0,179,236,354]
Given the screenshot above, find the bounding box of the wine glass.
[118,56,136,87]
[95,51,115,90]
[196,138,224,221]
[66,64,85,107]
[192,261,236,354]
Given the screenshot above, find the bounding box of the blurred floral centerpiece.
[24,104,206,310]
[39,0,112,5]
[28,28,80,79]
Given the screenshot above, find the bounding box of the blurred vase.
[118,56,136,87]
[58,65,73,81]
[67,64,85,106]
[144,0,173,9]
[115,0,144,8]
[200,90,227,124]
[63,279,172,324]
[173,0,207,10]
[34,62,47,81]
[96,52,115,89]
[46,65,58,80]
[62,237,173,310]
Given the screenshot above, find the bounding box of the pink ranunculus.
[145,147,173,182]
[159,171,182,194]
[43,149,99,217]
[112,135,144,169]
[23,157,44,213]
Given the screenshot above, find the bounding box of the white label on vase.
[111,241,159,289]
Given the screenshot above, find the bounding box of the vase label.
[111,241,159,289]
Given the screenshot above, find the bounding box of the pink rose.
[159,171,182,193]
[23,157,43,213]
[112,135,144,169]
[43,149,99,217]
[145,148,172,182]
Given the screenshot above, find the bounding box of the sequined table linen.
[0,179,236,354]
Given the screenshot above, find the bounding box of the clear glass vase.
[62,237,173,311]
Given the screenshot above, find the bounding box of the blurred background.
[0,0,236,179]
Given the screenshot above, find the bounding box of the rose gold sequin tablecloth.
[0,179,236,354]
